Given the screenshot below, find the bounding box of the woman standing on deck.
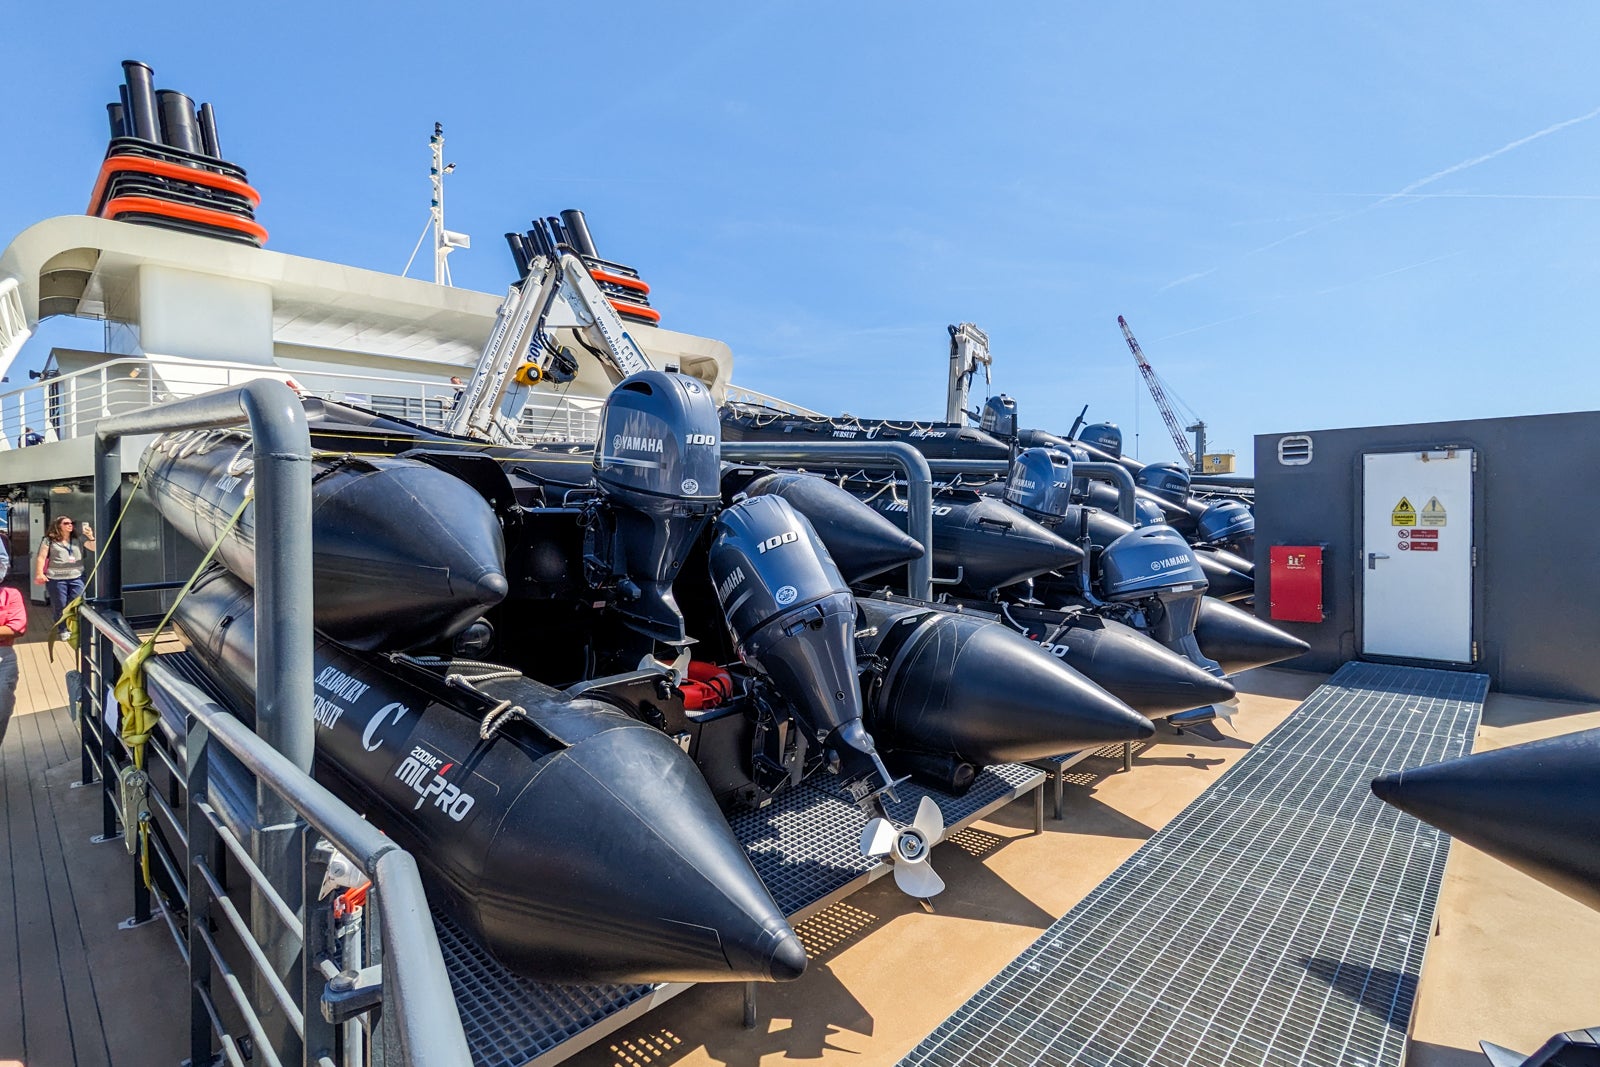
[33,516,94,642]
[0,581,24,742]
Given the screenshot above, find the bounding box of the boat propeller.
[1168,695,1240,733]
[860,795,947,900]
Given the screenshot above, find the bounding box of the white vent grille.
[1278,434,1313,465]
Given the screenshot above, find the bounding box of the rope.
[401,655,522,683]
[478,700,530,741]
[113,492,252,887]
[50,472,146,663]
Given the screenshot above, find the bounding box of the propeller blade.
[893,858,946,899]
[912,796,945,847]
[861,817,896,859]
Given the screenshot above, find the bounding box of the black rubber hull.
[1193,597,1310,674]
[1372,728,1600,913]
[173,570,806,985]
[141,431,508,651]
[1193,547,1254,602]
[856,597,1154,763]
[993,603,1237,718]
[856,491,1082,593]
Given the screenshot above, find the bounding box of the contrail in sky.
[1308,251,1463,296]
[1381,104,1600,203]
[1160,104,1600,291]
[1155,310,1260,341]
[1157,268,1216,293]
[1158,251,1461,340]
[1333,192,1600,201]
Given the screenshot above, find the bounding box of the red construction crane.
[1118,314,1205,471]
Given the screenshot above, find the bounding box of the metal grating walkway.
[899,662,1487,1067]
[446,763,1043,1067]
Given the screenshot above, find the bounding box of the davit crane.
[1118,314,1207,473]
[448,216,653,445]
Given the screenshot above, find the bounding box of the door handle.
[1367,552,1391,570]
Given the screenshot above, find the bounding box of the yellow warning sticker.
[1391,497,1417,527]
[1420,496,1447,527]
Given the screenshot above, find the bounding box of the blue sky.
[5,3,1599,471]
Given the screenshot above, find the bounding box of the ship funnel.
[121,59,159,141]
[156,89,200,153]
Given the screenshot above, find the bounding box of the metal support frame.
[1074,462,1140,525]
[98,379,315,1051]
[716,447,1136,595]
[79,380,469,1066]
[722,441,935,598]
[922,458,1140,524]
[95,379,316,770]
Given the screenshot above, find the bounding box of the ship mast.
[405,122,470,284]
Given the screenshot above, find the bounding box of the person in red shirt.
[0,581,25,744]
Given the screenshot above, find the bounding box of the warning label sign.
[1421,496,1447,527]
[1391,497,1417,527]
[1410,529,1438,540]
[1409,541,1439,552]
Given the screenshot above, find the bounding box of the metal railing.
[722,440,935,598]
[0,354,605,451]
[77,381,469,1067]
[921,458,1142,524]
[722,384,823,416]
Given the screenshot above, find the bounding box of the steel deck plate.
[899,662,1486,1067]
[445,763,1043,1067]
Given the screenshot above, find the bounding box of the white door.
[1361,450,1473,662]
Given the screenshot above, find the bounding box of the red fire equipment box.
[1270,545,1325,623]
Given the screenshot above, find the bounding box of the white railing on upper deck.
[722,382,823,416]
[0,356,606,452]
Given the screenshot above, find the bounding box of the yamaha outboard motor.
[1197,499,1255,557]
[1099,524,1224,705]
[1137,461,1192,508]
[1037,440,1103,504]
[1003,447,1074,526]
[593,371,723,644]
[1134,495,1168,526]
[708,495,896,804]
[1078,422,1123,460]
[979,394,1017,441]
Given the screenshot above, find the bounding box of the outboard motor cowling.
[1197,500,1255,556]
[980,394,1017,440]
[594,371,723,644]
[1134,496,1168,526]
[1099,525,1207,603]
[1099,524,1219,674]
[708,495,894,802]
[1137,461,1192,507]
[1078,422,1123,459]
[1004,447,1074,526]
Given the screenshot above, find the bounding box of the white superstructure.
[0,213,739,482]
